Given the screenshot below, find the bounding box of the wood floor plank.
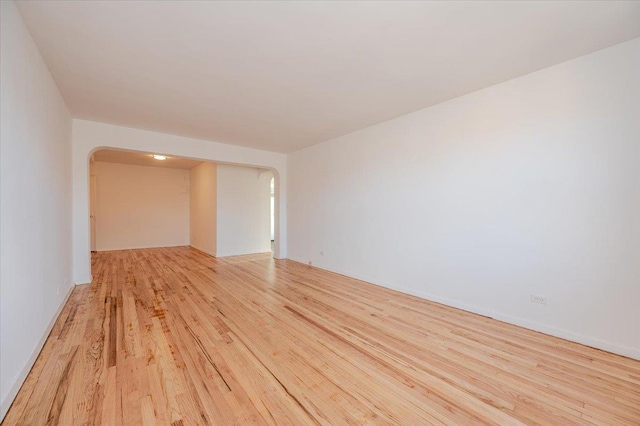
[3,246,639,425]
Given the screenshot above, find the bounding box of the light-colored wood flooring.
[3,247,639,425]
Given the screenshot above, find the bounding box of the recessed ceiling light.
[152,155,167,160]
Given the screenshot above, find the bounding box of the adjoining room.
[1,1,639,424]
[89,149,274,257]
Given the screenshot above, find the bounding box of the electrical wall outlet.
[531,294,547,305]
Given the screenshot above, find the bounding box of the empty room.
[1,1,639,425]
[87,149,273,258]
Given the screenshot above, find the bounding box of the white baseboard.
[95,243,190,252]
[289,257,640,361]
[399,286,640,361]
[0,284,75,421]
[189,245,216,257]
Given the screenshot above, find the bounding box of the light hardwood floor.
[3,247,639,425]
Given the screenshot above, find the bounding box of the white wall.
[92,162,189,251]
[72,120,287,284]
[190,162,217,256]
[288,39,640,359]
[0,1,73,419]
[217,165,272,257]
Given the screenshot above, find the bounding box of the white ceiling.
[93,149,202,170]
[17,1,640,153]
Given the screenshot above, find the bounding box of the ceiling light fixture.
[153,155,167,160]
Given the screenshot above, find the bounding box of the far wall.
[216,165,272,257]
[190,162,217,256]
[92,161,190,251]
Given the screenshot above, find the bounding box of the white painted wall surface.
[190,162,217,256]
[288,39,640,359]
[217,165,272,257]
[92,162,190,251]
[72,120,287,284]
[0,1,74,419]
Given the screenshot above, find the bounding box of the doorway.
[270,177,275,252]
[90,174,97,252]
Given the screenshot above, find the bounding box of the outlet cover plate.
[531,294,547,305]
